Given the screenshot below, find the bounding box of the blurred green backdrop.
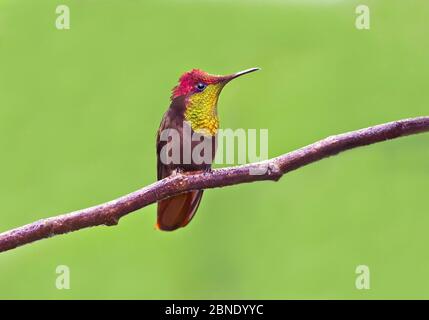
[0,0,428,299]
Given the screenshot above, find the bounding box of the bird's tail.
[156,190,203,231]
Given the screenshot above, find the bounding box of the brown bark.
[0,116,428,253]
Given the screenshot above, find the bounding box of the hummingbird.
[156,67,260,231]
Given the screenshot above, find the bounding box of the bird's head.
[172,67,259,102]
[171,67,260,134]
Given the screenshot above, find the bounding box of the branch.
[1,116,429,253]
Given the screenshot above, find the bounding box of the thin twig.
[1,116,428,253]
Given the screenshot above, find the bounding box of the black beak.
[224,67,261,82]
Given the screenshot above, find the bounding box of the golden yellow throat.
[184,83,224,136]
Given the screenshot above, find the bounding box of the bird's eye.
[196,82,206,91]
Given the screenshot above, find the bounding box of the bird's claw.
[171,168,184,176]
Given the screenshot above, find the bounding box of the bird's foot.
[203,167,213,173]
[171,168,184,176]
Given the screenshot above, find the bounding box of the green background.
[0,0,428,299]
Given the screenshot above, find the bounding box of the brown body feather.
[156,96,217,231]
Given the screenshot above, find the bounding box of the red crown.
[172,69,220,98]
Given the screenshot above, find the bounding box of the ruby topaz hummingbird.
[156,68,260,231]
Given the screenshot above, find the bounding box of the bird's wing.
[156,96,208,231]
[156,111,173,180]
